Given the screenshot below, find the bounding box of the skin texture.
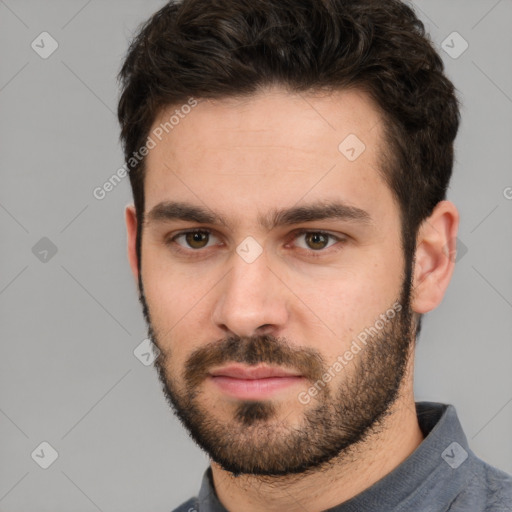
[125,86,459,511]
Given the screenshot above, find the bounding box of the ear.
[125,204,139,284]
[411,200,460,314]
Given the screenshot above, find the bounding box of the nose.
[211,249,290,338]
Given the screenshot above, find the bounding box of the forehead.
[143,86,396,226]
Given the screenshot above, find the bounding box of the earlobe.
[125,204,139,284]
[411,200,459,314]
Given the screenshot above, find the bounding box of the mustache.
[182,334,327,390]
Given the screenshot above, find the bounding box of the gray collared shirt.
[172,402,512,511]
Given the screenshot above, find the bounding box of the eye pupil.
[306,233,328,250]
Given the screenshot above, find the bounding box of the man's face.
[133,87,416,476]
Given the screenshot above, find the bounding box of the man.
[117,0,512,510]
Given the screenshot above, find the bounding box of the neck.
[210,367,423,512]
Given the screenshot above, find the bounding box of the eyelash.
[165,228,346,258]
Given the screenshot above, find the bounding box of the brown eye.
[291,230,343,254]
[184,231,210,249]
[166,229,223,256]
[304,232,329,250]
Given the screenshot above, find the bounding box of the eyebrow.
[145,200,373,230]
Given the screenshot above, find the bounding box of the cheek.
[142,261,180,324]
[293,249,403,349]
[142,246,208,313]
[141,253,218,359]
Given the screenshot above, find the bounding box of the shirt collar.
[194,402,477,512]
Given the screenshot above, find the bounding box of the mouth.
[209,364,302,379]
[207,364,305,400]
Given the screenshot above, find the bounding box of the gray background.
[1,0,511,510]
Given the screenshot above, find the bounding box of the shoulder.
[170,497,199,512]
[450,457,512,512]
[479,461,512,511]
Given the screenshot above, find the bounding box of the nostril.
[256,324,274,334]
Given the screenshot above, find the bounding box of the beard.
[137,260,415,477]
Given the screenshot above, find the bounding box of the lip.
[208,364,304,400]
[208,364,302,379]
